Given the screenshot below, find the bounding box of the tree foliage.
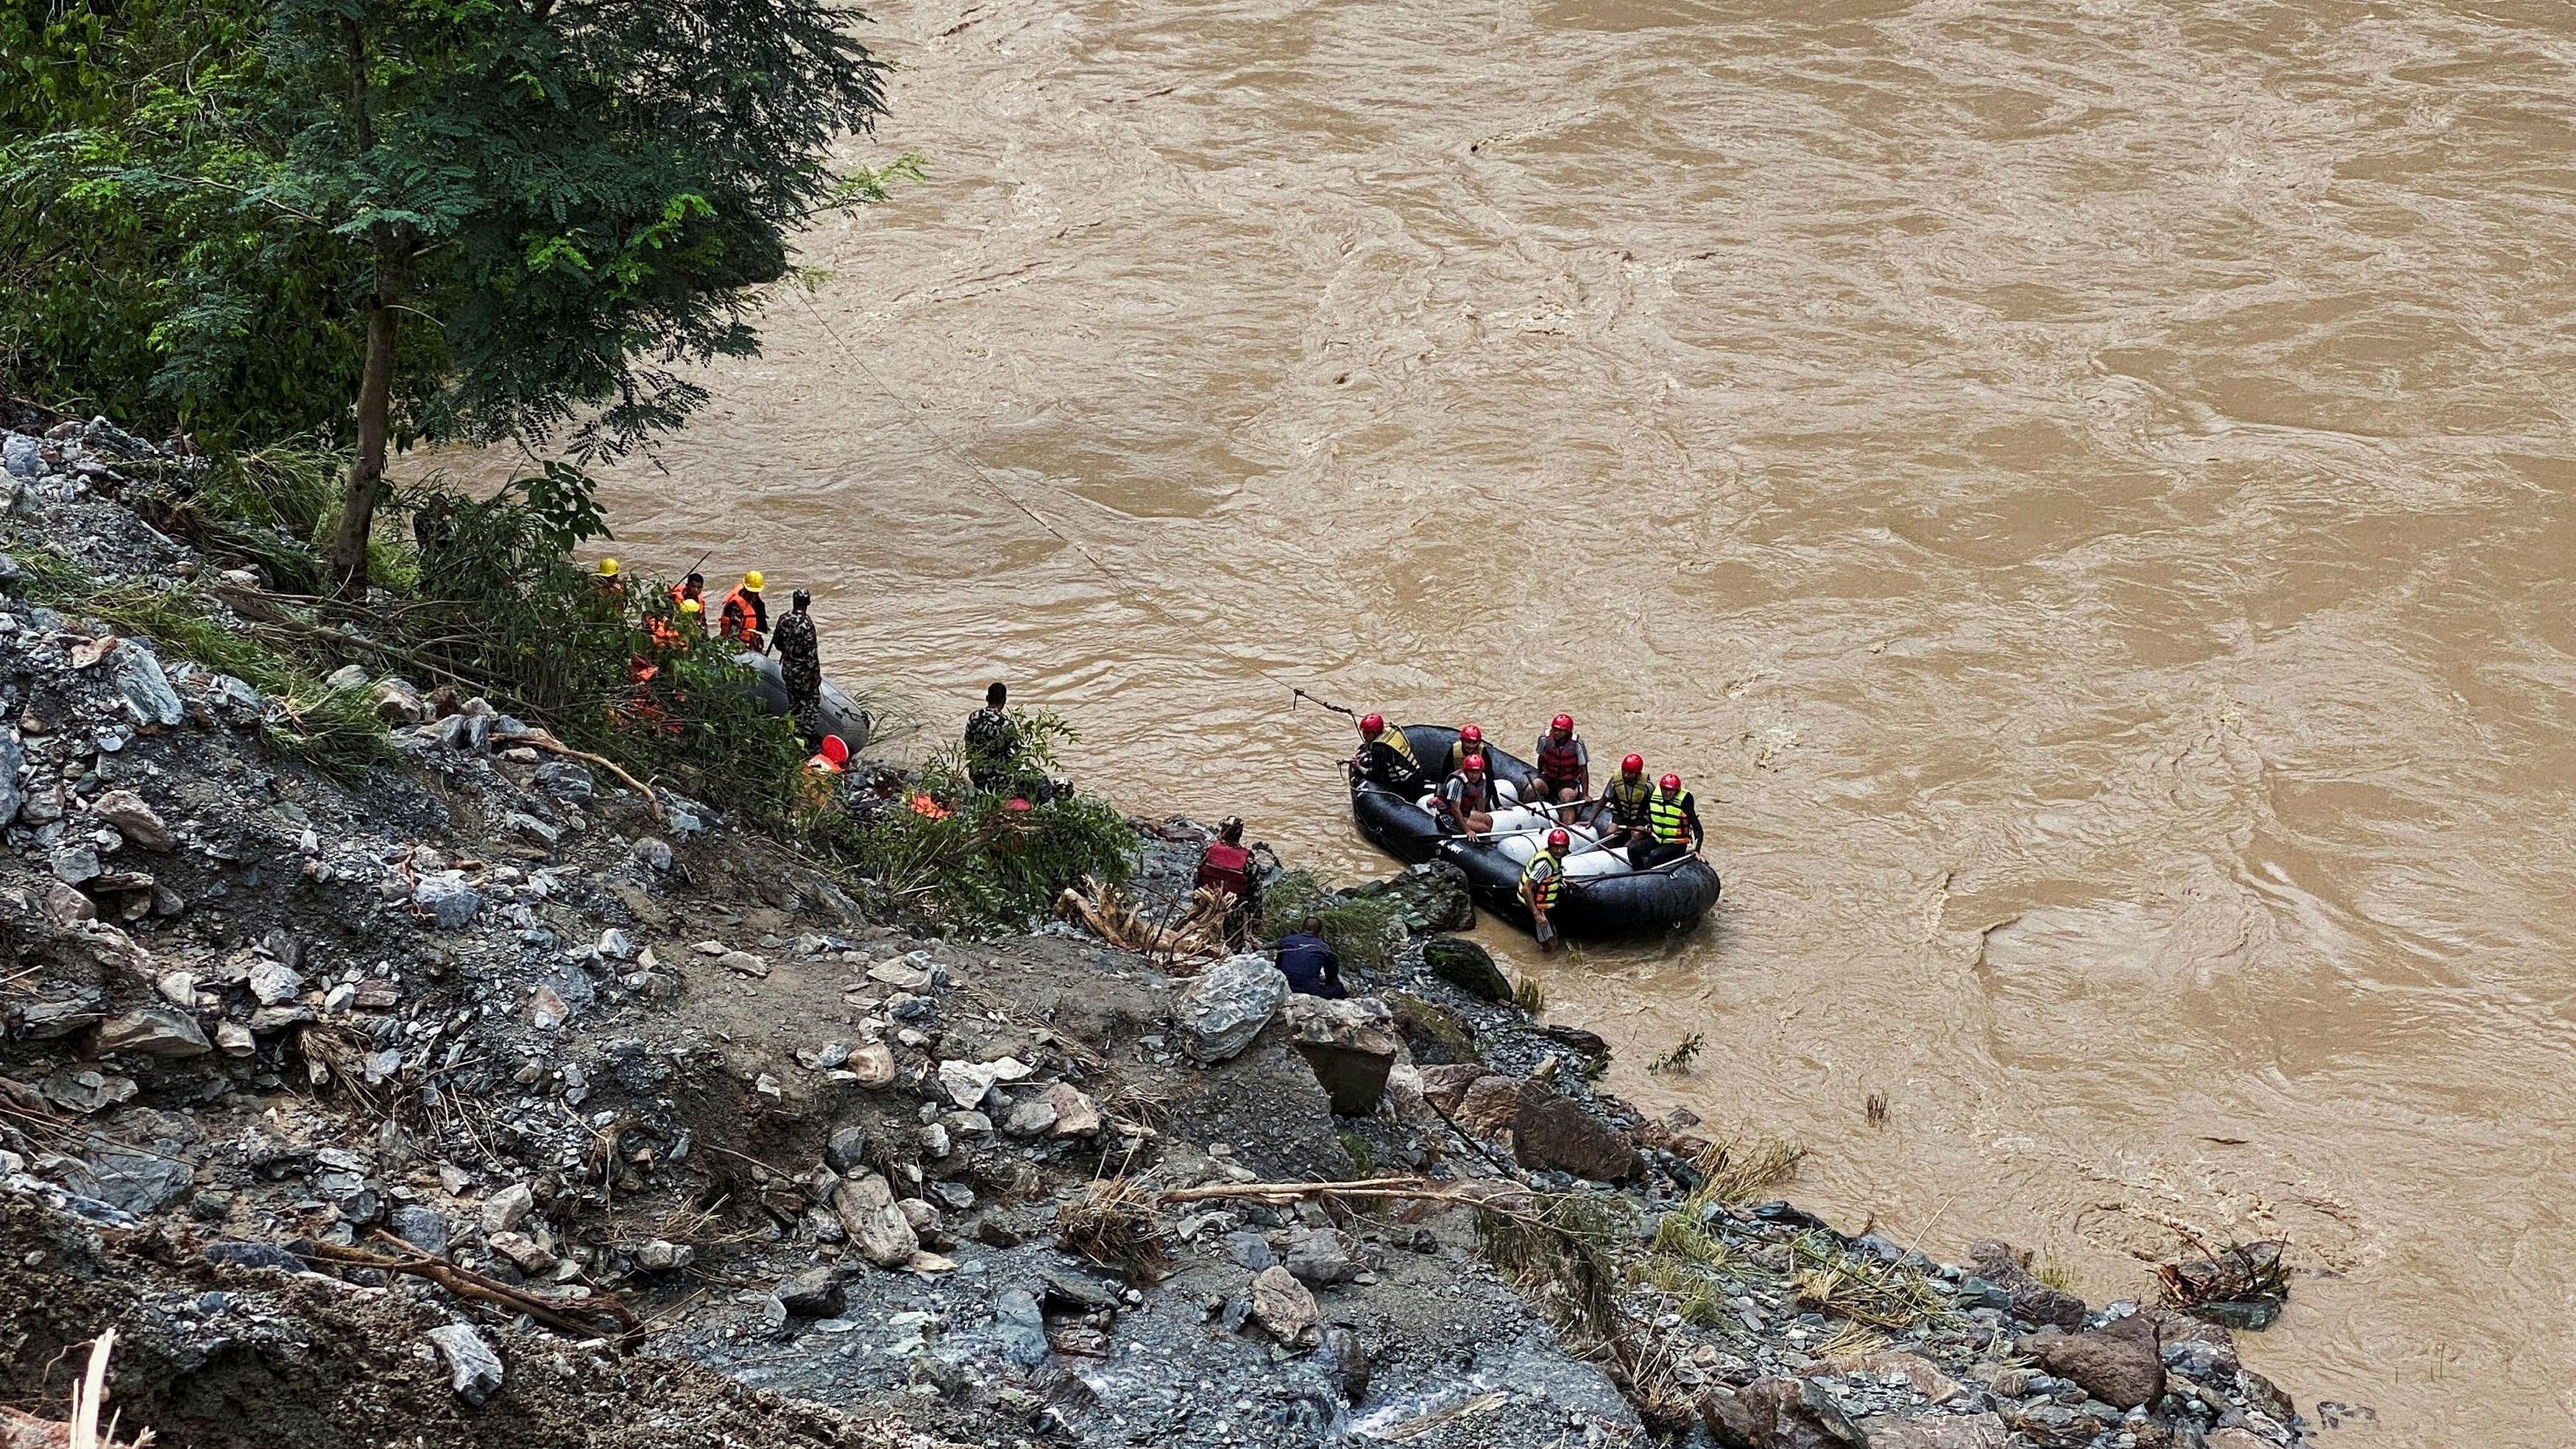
[5,0,910,589]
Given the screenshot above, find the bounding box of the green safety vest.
[1649,790,1694,846]
[1521,851,1564,910]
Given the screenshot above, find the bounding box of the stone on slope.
[1174,954,1289,1064]
[1282,993,1401,1116]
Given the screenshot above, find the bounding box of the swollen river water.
[451,1,2576,1440]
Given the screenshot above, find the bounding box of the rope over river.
[434,2,2576,1442]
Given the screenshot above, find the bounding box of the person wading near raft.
[771,589,822,738]
[1275,915,1348,999]
[1521,826,1573,952]
[1195,816,1261,951]
[1351,712,1426,796]
[1631,771,1705,870]
[1437,751,1498,838]
[718,570,771,652]
[963,682,1021,792]
[801,732,849,810]
[1532,713,1590,806]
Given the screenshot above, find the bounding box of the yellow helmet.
[744,570,765,591]
[598,557,620,576]
[679,598,701,615]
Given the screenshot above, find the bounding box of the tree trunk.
[330,295,397,600]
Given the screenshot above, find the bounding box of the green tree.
[10,0,907,595]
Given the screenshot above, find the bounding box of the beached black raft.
[1348,724,1720,939]
[731,651,871,751]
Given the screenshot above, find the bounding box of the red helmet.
[1460,723,1482,743]
[1551,713,1574,733]
[1660,773,1682,791]
[1546,827,1569,850]
[1359,712,1384,734]
[1621,753,1644,775]
[1462,753,1487,772]
[819,734,849,765]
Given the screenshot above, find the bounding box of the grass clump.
[1512,974,1547,1016]
[1262,869,1405,970]
[1692,1129,1807,1205]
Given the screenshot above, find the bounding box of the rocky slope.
[1,413,2315,1449]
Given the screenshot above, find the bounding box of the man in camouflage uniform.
[771,589,822,737]
[963,681,1018,791]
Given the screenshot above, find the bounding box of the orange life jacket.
[720,587,761,642]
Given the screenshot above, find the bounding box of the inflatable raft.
[1348,725,1720,939]
[731,651,871,752]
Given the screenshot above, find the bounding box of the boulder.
[1284,1226,1355,1286]
[425,1323,503,1406]
[825,1125,871,1174]
[846,1041,898,1088]
[1969,1239,2085,1329]
[1282,993,1401,1116]
[95,1006,210,1059]
[0,732,20,826]
[50,843,101,885]
[113,641,185,728]
[88,790,170,850]
[776,1266,846,1317]
[371,678,429,725]
[993,1286,1049,1367]
[1354,860,1473,932]
[938,1056,1031,1110]
[1042,1082,1102,1136]
[1512,1086,1641,1182]
[411,875,482,931]
[84,1144,194,1214]
[1417,1063,1489,1115]
[831,1171,919,1268]
[1249,1264,1317,1345]
[1001,1096,1058,1138]
[249,959,304,1007]
[1422,935,1511,1003]
[478,1182,536,1236]
[389,1205,450,1257]
[1696,1376,1866,1449]
[2023,1317,2165,1410]
[1174,954,1289,1064]
[1451,1074,1523,1138]
[1849,1413,2009,1449]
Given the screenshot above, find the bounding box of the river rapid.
[445,1,2576,1440]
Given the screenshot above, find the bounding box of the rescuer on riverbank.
[1275,915,1348,998]
[771,589,821,737]
[719,570,770,651]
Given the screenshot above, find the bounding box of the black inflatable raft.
[730,651,871,751]
[1348,724,1720,940]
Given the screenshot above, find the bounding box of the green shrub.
[1262,868,1406,970]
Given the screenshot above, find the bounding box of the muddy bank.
[4,420,2315,1448]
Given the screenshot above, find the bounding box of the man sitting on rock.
[1275,916,1347,999]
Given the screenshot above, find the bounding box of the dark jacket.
[1275,932,1345,999]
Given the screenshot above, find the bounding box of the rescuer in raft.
[1442,722,1491,780]
[1531,712,1590,805]
[1351,712,1427,795]
[1630,772,1705,869]
[1436,750,1499,838]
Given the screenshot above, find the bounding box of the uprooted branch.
[294,1236,643,1345]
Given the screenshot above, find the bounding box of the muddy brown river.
[442,1,2576,1439]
